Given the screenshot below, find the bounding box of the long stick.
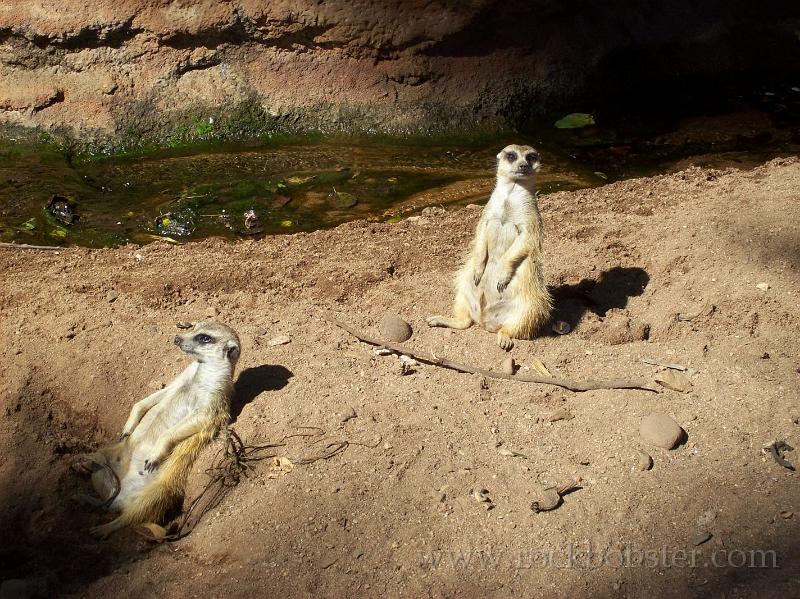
[324,314,654,393]
[0,242,63,251]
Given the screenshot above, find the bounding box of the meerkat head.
[496,144,541,181]
[174,321,241,366]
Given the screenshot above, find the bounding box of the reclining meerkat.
[427,144,552,350]
[73,321,241,538]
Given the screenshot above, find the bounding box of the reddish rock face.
[0,1,797,140]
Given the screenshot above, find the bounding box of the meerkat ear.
[224,341,240,361]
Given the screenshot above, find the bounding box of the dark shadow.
[549,266,650,331]
[231,365,293,423]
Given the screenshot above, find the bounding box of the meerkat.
[427,144,552,350]
[72,321,241,538]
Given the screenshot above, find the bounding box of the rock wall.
[0,0,798,142]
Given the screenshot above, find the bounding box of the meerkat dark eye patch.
[506,152,517,162]
[526,152,539,163]
[195,333,215,344]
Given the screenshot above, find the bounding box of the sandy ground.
[1,157,799,598]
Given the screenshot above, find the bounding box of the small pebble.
[548,407,574,422]
[780,511,793,519]
[654,370,692,393]
[500,356,515,375]
[690,532,712,546]
[756,282,770,291]
[105,290,119,303]
[338,406,357,423]
[635,450,653,471]
[267,334,291,346]
[552,321,571,335]
[380,314,413,342]
[697,509,717,527]
[640,413,684,449]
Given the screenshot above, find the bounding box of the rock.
[470,488,494,510]
[421,206,445,217]
[655,370,692,393]
[105,290,119,303]
[780,510,793,519]
[338,406,357,423]
[697,509,717,527]
[640,413,684,449]
[548,407,574,422]
[552,321,571,335]
[690,532,712,546]
[318,554,338,569]
[635,450,653,471]
[327,189,358,208]
[756,282,770,291]
[380,314,412,342]
[267,334,291,346]
[500,356,515,375]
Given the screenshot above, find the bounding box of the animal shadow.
[231,364,293,423]
[549,266,649,331]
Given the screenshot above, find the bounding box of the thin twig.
[324,314,654,393]
[0,242,63,251]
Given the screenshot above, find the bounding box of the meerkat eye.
[506,152,517,162]
[195,333,215,344]
[526,152,540,163]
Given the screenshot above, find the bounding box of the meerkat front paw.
[497,275,512,293]
[497,331,514,351]
[143,454,164,472]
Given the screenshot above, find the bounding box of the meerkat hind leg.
[90,516,126,539]
[427,289,476,330]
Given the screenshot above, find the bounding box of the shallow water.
[1,90,798,248]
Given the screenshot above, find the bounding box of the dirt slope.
[1,157,798,598]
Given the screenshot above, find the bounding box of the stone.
[105,290,119,302]
[500,356,515,375]
[655,370,692,393]
[548,407,574,422]
[640,413,684,449]
[338,406,357,423]
[690,532,712,546]
[697,509,717,527]
[380,314,412,342]
[267,334,291,346]
[635,450,653,471]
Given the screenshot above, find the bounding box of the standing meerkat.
[73,321,241,538]
[427,144,552,350]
